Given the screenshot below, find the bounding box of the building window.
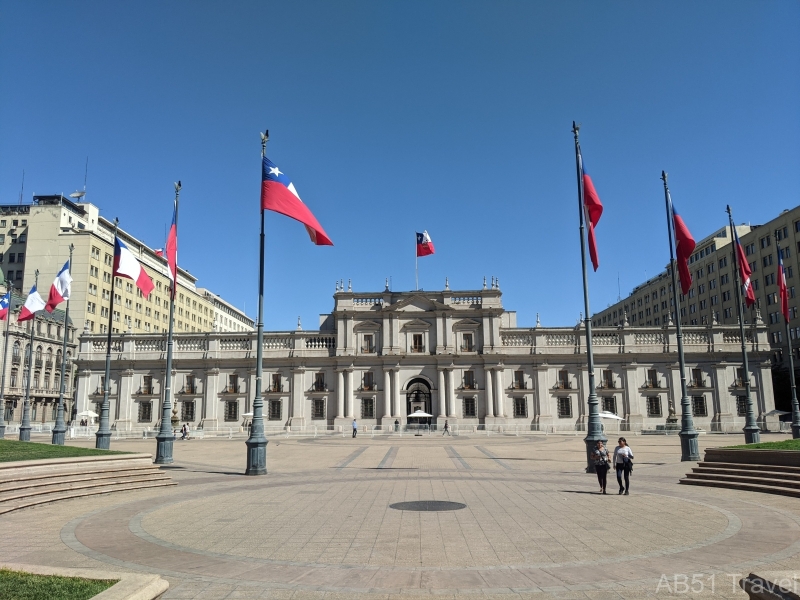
[601,369,614,389]
[314,372,326,391]
[224,400,238,421]
[602,397,616,414]
[181,401,195,421]
[646,397,661,417]
[513,397,527,418]
[463,370,475,389]
[138,401,153,422]
[513,370,525,389]
[184,375,196,394]
[312,398,325,419]
[463,397,477,418]
[691,396,707,417]
[462,333,474,352]
[362,334,374,353]
[268,399,282,420]
[361,398,375,419]
[411,334,424,353]
[270,373,282,392]
[736,397,748,417]
[557,370,570,389]
[363,371,374,391]
[557,397,572,418]
[647,369,659,388]
[227,374,238,393]
[142,375,153,394]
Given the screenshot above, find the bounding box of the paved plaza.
[1,432,799,598]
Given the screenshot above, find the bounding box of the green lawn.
[0,568,117,600]
[726,438,800,450]
[0,439,129,463]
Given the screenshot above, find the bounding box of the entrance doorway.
[405,378,432,425]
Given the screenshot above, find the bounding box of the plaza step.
[680,461,800,498]
[0,453,175,515]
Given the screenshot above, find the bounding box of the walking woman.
[613,437,634,495]
[592,440,610,494]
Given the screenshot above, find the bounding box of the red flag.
[579,151,603,271]
[165,199,178,299]
[261,156,333,246]
[778,248,790,322]
[733,228,756,308]
[670,201,696,295]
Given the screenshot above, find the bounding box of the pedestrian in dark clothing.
[442,420,451,436]
[613,437,634,495]
[352,418,358,438]
[592,440,610,493]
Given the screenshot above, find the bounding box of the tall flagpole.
[775,233,800,439]
[245,130,269,476]
[573,122,606,473]
[661,173,700,461]
[19,270,39,442]
[96,219,119,449]
[415,235,419,291]
[0,279,12,439]
[52,244,74,445]
[726,205,760,444]
[155,184,181,464]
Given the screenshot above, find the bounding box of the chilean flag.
[45,260,72,312]
[669,200,696,295]
[416,231,435,257]
[165,199,178,299]
[578,149,603,271]
[733,228,756,308]
[18,285,45,322]
[114,237,155,298]
[261,157,333,246]
[153,248,164,258]
[778,248,790,322]
[0,292,10,321]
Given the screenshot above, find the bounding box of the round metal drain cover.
[389,501,466,512]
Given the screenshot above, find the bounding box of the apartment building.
[0,195,247,336]
[198,289,254,332]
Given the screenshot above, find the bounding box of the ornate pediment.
[452,318,481,330]
[386,294,448,313]
[353,320,381,331]
[400,318,432,330]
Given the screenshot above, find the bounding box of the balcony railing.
[11,355,20,365]
[34,358,43,368]
[597,381,616,389]
[269,384,283,393]
[45,360,53,369]
[179,386,197,395]
[554,381,572,390]
[462,383,477,390]
[137,386,154,395]
[688,379,707,388]
[641,381,662,389]
[222,385,239,394]
[460,345,475,352]
[511,381,527,390]
[361,346,375,354]
[410,346,425,353]
[312,382,328,392]
[361,384,376,391]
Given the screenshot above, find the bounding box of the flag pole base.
[743,426,761,445]
[154,434,174,464]
[679,430,701,462]
[95,431,111,450]
[793,424,800,440]
[245,438,268,476]
[19,427,31,442]
[51,427,66,446]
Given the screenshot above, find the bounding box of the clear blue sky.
[1,1,798,330]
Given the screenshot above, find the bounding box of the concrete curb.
[0,562,169,600]
[706,447,800,467]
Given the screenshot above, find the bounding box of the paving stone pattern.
[0,433,799,598]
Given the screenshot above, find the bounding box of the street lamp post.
[96,220,119,450]
[52,244,74,445]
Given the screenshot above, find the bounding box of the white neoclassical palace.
[73,285,777,433]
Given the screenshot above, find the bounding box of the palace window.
[181,401,195,421]
[557,397,572,418]
[362,334,374,353]
[271,373,282,392]
[224,400,238,421]
[268,399,282,420]
[691,396,707,417]
[312,398,325,419]
[463,370,475,389]
[463,397,477,418]
[142,375,153,394]
[461,333,474,352]
[557,370,570,389]
[736,397,748,417]
[602,397,616,414]
[363,371,374,391]
[227,374,238,393]
[361,398,375,419]
[646,397,661,417]
[513,370,525,389]
[314,372,326,391]
[411,334,424,353]
[513,398,527,418]
[184,375,196,394]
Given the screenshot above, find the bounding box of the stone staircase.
[0,453,175,515]
[680,447,800,498]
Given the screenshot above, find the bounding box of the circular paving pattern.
[389,500,467,511]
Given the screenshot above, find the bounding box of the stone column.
[437,369,446,418]
[336,370,344,418]
[494,367,505,417]
[534,366,552,430]
[203,368,219,429]
[484,367,494,418]
[117,369,134,430]
[346,369,354,418]
[392,369,400,418]
[290,367,305,426]
[447,368,455,417]
[383,369,391,420]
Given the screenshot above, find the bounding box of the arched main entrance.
[405,378,432,425]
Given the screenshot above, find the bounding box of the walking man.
[352,418,358,438]
[442,419,450,436]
